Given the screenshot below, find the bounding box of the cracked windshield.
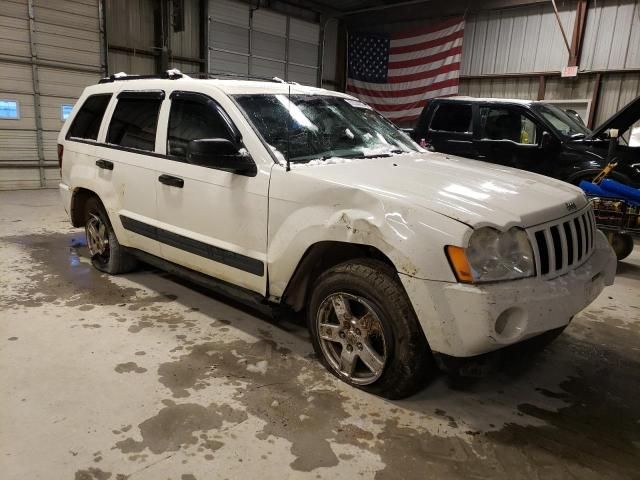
[234,94,419,163]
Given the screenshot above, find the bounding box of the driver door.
[153,91,269,295]
[474,105,545,173]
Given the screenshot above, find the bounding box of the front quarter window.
[233,94,419,163]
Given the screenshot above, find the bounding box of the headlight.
[447,227,535,283]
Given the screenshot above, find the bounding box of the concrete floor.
[1,189,639,480]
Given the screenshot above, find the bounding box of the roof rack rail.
[185,71,293,84]
[99,69,184,84]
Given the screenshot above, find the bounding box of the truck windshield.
[533,103,591,139]
[233,94,419,163]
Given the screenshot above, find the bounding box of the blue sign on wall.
[0,100,19,120]
[61,104,74,121]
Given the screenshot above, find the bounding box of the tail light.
[57,143,64,170]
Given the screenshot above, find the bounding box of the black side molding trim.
[120,215,264,277]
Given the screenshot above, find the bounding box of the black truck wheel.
[609,232,634,261]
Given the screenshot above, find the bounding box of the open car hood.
[588,94,640,139]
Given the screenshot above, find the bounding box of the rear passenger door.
[64,93,112,196]
[94,90,164,256]
[153,91,269,295]
[426,102,477,158]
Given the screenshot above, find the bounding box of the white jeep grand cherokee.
[58,72,616,399]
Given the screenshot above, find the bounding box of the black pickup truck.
[410,95,640,187]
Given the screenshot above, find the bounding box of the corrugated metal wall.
[106,0,202,75]
[106,0,156,74]
[0,0,104,190]
[461,2,577,76]
[580,0,640,71]
[208,0,321,86]
[171,0,202,74]
[321,18,339,90]
[459,0,640,129]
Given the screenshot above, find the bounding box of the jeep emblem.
[566,201,577,211]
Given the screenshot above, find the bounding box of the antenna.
[286,82,291,172]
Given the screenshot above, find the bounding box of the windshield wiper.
[570,133,586,139]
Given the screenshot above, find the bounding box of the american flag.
[346,17,464,124]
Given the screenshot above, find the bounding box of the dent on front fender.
[266,168,470,297]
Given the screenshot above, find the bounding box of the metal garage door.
[0,0,104,190]
[208,0,320,86]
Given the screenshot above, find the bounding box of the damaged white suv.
[58,72,616,399]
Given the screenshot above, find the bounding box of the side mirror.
[540,131,557,150]
[187,138,256,176]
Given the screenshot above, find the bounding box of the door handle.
[95,159,114,170]
[158,174,184,188]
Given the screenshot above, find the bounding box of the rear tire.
[609,232,634,261]
[308,259,436,399]
[84,196,137,274]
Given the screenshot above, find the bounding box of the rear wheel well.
[281,241,397,312]
[70,188,99,227]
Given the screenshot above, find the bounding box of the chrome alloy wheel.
[316,292,388,385]
[86,213,109,259]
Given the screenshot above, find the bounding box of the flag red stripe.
[388,115,420,123]
[386,95,459,123]
[391,17,464,40]
[346,78,460,100]
[365,89,457,112]
[389,30,464,55]
[388,45,462,70]
[386,62,460,84]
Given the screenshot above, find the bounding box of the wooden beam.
[569,0,588,67]
[200,0,209,73]
[335,20,347,92]
[551,0,571,55]
[537,75,546,100]
[587,72,602,129]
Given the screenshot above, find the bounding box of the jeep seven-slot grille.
[530,207,596,278]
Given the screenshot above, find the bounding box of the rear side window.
[107,96,162,152]
[430,103,472,133]
[67,94,111,140]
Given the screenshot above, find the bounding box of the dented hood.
[293,152,587,229]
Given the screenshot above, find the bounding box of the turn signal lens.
[446,245,473,283]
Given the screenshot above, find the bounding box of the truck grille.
[529,206,596,278]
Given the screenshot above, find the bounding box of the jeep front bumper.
[400,230,616,358]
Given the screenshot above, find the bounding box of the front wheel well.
[280,241,397,312]
[70,188,99,227]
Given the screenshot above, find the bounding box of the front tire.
[84,196,137,274]
[308,259,436,399]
